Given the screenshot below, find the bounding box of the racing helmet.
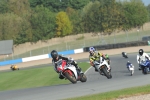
[89,47,95,56]
[139,49,144,56]
[51,50,58,59]
[89,47,95,52]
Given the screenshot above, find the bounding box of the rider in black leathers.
[51,50,81,79]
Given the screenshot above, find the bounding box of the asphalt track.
[0,53,150,100]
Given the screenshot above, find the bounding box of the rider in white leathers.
[137,49,150,70]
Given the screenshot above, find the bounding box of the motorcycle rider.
[10,64,19,70]
[51,50,81,79]
[89,47,110,72]
[137,49,150,70]
[126,61,134,71]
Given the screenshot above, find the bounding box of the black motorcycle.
[122,52,128,58]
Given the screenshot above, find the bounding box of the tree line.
[0,0,149,45]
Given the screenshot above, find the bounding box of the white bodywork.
[127,64,134,75]
[61,64,78,79]
[93,56,110,72]
[56,59,78,80]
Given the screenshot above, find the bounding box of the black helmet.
[139,49,144,56]
[51,50,58,59]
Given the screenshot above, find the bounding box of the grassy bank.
[66,84,150,100]
[0,62,90,91]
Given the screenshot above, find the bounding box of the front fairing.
[64,64,78,79]
[56,59,67,73]
[94,57,108,70]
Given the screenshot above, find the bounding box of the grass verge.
[66,84,150,100]
[0,62,90,91]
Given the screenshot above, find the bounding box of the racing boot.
[93,65,98,72]
[138,65,142,70]
[75,65,82,73]
[73,61,82,73]
[59,74,64,79]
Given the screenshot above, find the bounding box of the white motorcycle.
[127,63,134,76]
[56,59,87,84]
[93,57,112,79]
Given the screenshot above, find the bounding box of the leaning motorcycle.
[122,52,128,58]
[93,57,112,79]
[127,63,134,76]
[10,65,19,71]
[140,60,150,74]
[56,59,87,84]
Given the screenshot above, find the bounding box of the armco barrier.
[0,48,84,66]
[83,41,148,52]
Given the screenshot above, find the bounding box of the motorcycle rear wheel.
[80,73,87,82]
[131,70,134,76]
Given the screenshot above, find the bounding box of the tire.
[80,73,87,82]
[131,70,133,76]
[145,68,148,74]
[64,72,77,84]
[124,56,128,58]
[108,72,112,79]
[100,66,111,79]
[142,67,147,74]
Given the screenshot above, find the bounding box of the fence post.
[30,50,32,56]
[148,41,150,46]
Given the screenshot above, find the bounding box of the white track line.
[84,66,92,74]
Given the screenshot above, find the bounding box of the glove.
[68,57,74,63]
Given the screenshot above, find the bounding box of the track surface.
[0,53,150,100]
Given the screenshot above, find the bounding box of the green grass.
[66,84,150,100]
[0,62,90,91]
[1,61,150,100]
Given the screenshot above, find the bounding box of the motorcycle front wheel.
[64,72,77,84]
[100,66,112,79]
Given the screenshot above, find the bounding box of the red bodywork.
[57,60,73,76]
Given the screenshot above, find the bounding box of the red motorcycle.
[56,59,87,84]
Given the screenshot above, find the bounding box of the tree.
[100,0,122,34]
[66,7,82,34]
[0,13,30,44]
[29,0,90,12]
[68,0,90,10]
[81,1,94,32]
[0,0,10,13]
[122,0,149,30]
[56,11,73,36]
[147,4,150,21]
[30,5,56,42]
[8,0,31,18]
[81,0,123,34]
